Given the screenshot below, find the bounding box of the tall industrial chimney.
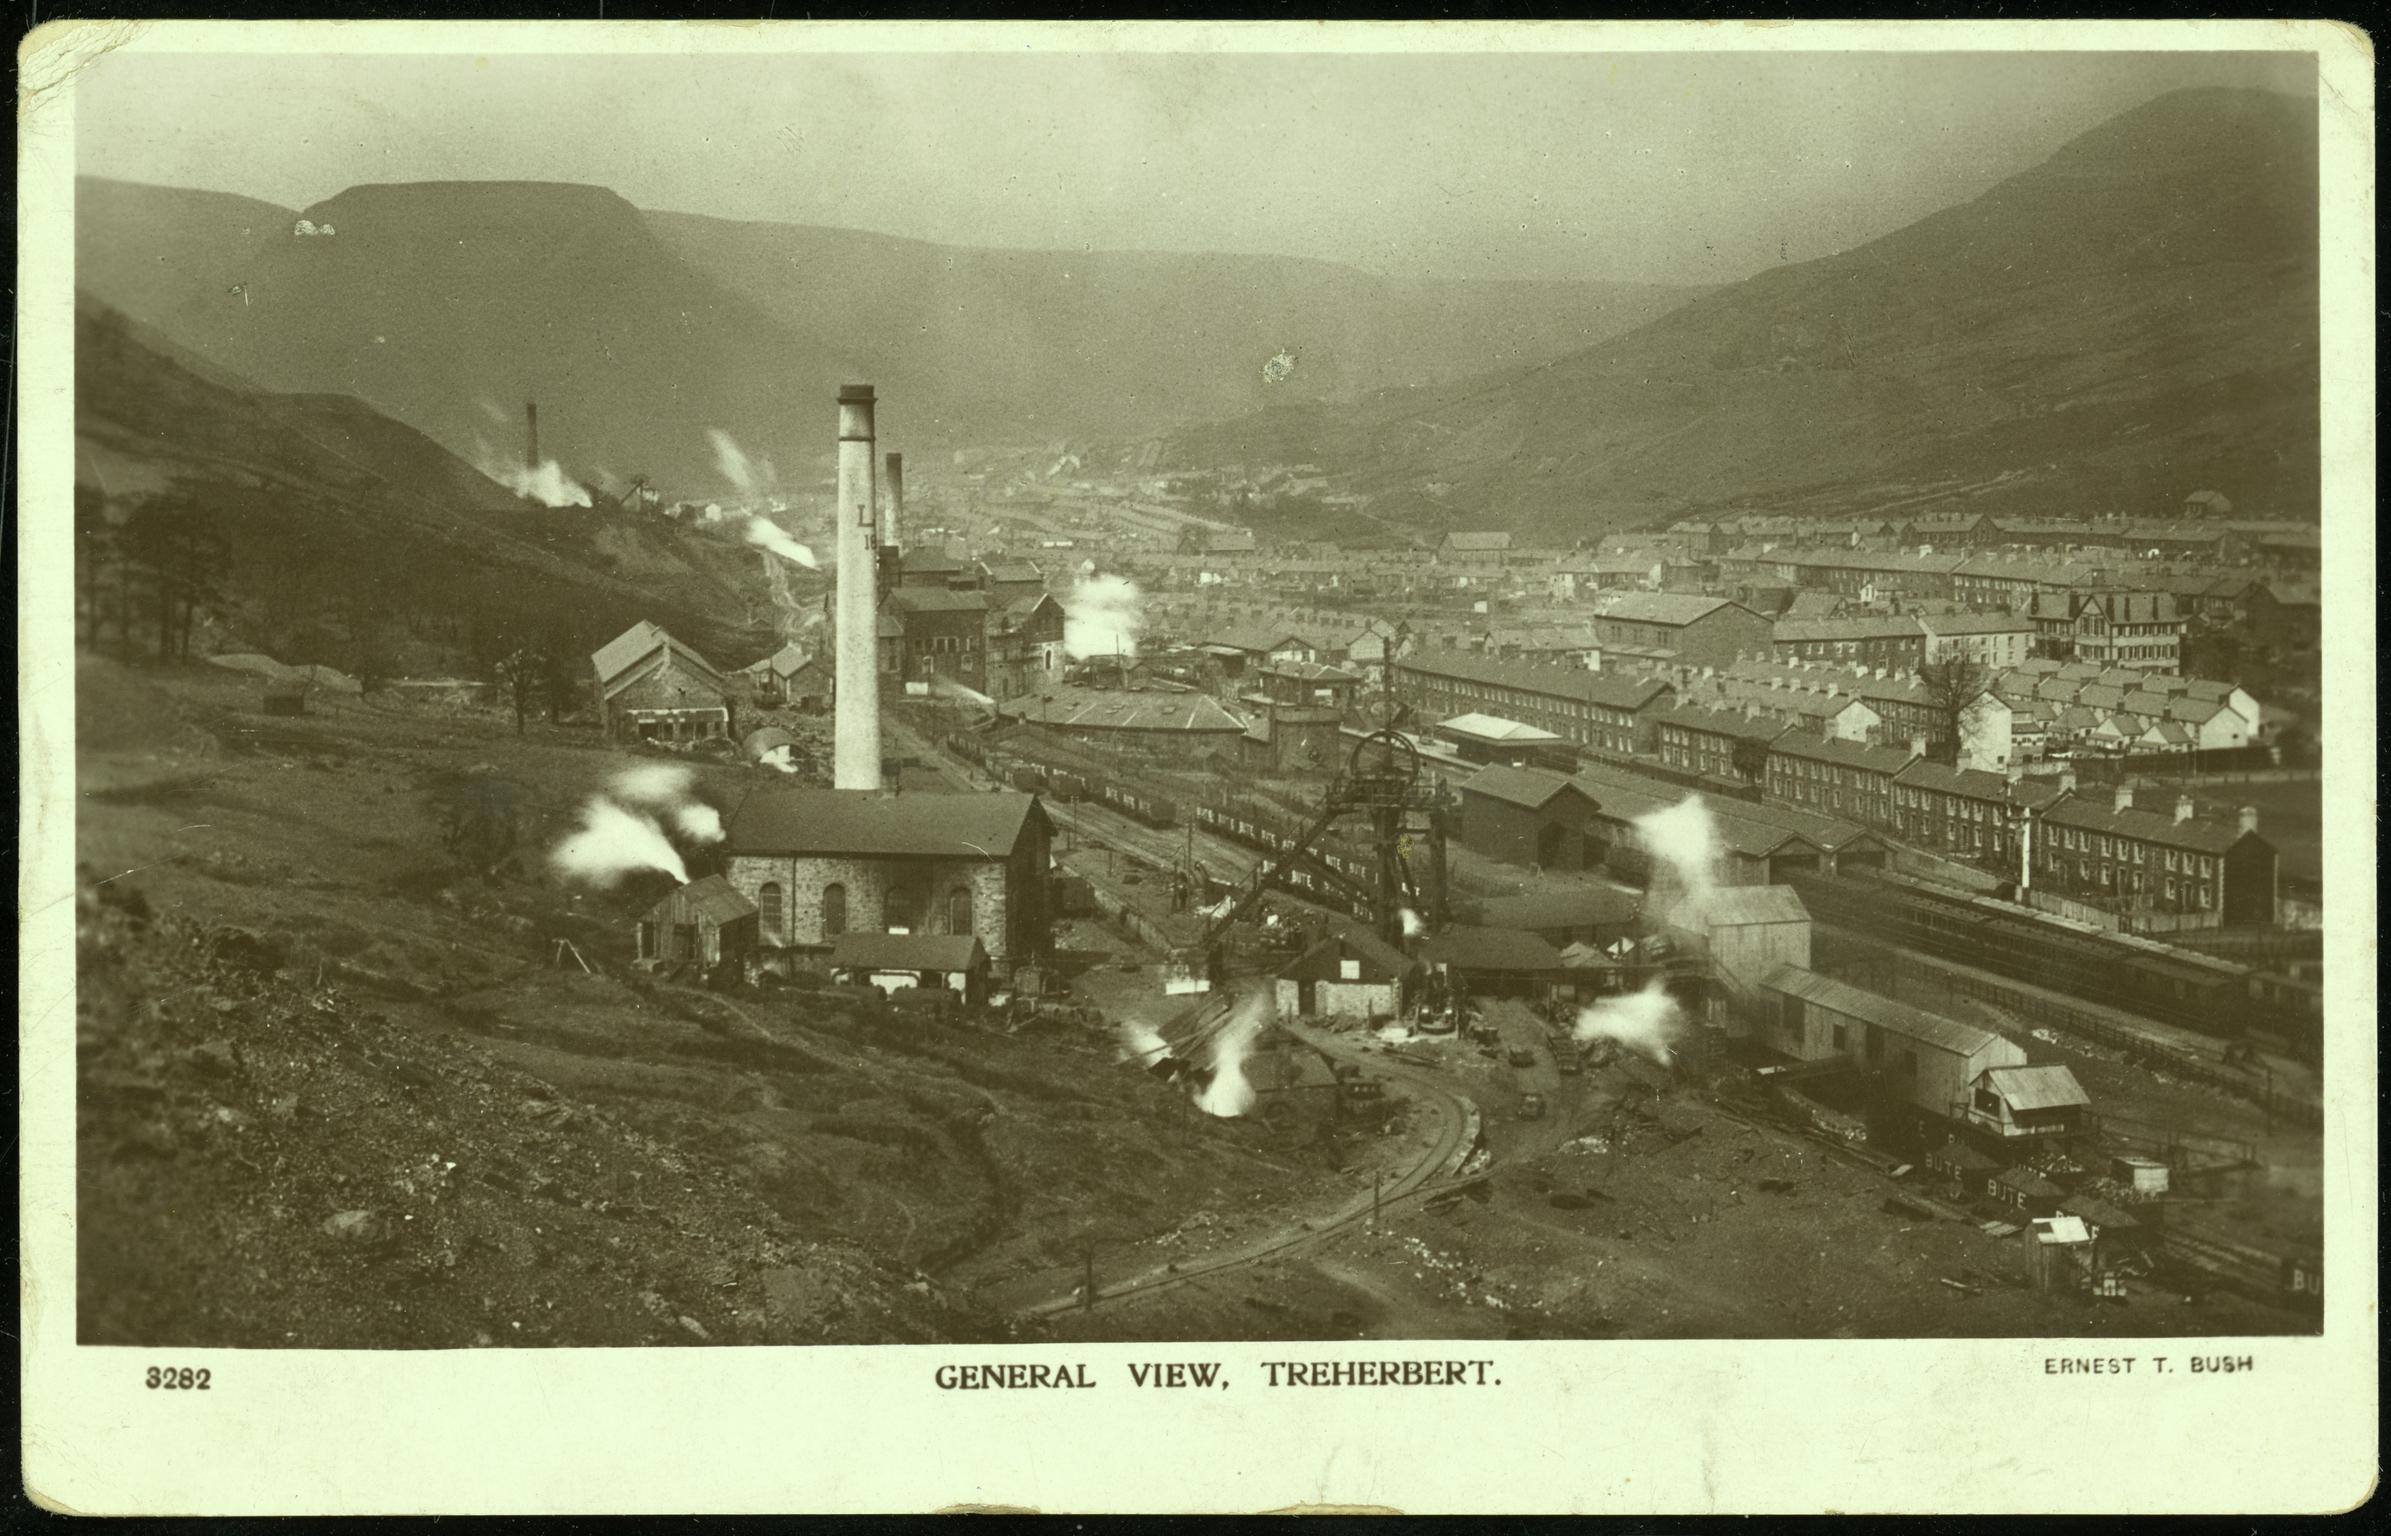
[834,385,883,791]
[882,451,905,550]
[524,402,541,469]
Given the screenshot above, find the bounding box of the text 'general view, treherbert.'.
[71,48,2325,1349]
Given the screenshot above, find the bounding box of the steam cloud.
[550,799,689,887]
[742,515,817,568]
[549,764,726,885]
[1636,795,1722,930]
[1399,907,1426,939]
[475,437,593,508]
[1064,574,1146,660]
[1572,980,1685,1068]
[1114,1019,1172,1067]
[1196,994,1272,1118]
[707,428,779,499]
[929,674,996,708]
[611,764,696,806]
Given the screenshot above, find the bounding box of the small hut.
[636,875,759,971]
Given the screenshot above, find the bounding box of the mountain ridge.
[1148,86,2321,537]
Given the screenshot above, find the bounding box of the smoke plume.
[1399,907,1426,939]
[550,799,689,887]
[612,764,696,806]
[1636,795,1722,930]
[742,515,817,568]
[1064,574,1146,660]
[1572,980,1684,1067]
[475,437,593,508]
[707,428,779,499]
[1115,1018,1172,1067]
[929,674,996,708]
[672,803,725,845]
[1196,994,1272,1118]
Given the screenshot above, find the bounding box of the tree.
[1729,734,1773,784]
[1917,656,1992,765]
[117,494,227,664]
[435,770,526,877]
[494,647,545,736]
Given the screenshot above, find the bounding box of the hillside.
[74,294,788,676]
[1154,87,2322,538]
[77,175,1701,492]
[646,211,1701,441]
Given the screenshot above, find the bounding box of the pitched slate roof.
[1473,887,1642,932]
[1421,925,1565,973]
[1278,929,1414,983]
[648,874,757,926]
[828,932,989,973]
[1700,886,1811,928]
[1983,1064,2091,1112]
[1760,964,2009,1058]
[1600,593,1749,626]
[2039,795,2258,855]
[591,621,726,694]
[1004,687,1248,735]
[1441,713,1564,745]
[1460,764,1595,813]
[1768,734,1918,775]
[727,789,1043,859]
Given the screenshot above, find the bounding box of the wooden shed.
[636,875,759,971]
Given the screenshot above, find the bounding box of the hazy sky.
[78,47,2314,285]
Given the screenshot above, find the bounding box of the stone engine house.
[721,788,1051,975]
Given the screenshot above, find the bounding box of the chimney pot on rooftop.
[2114,783,2134,814]
[2174,793,2196,825]
[2238,804,2259,836]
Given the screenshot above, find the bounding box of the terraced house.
[2033,787,2277,928]
[1394,652,1676,759]
[1766,734,1918,827]
[1889,760,2068,872]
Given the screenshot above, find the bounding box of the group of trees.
[74,484,230,665]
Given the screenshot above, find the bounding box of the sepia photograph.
[18,17,2375,1517]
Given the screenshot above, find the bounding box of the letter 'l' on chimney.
[834,385,882,792]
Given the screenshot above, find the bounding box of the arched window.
[884,887,918,934]
[758,882,784,941]
[947,885,974,936]
[821,883,847,937]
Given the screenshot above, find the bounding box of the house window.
[822,882,848,936]
[1339,959,1362,981]
[758,882,784,941]
[886,886,919,933]
[948,885,975,935]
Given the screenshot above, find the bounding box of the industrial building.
[1273,928,1417,1022]
[1455,764,1602,871]
[591,621,733,742]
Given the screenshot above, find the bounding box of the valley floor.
[63,657,2315,1347]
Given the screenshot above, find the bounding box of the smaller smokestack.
[2237,804,2259,836]
[525,402,540,470]
[883,451,905,550]
[2174,794,2196,826]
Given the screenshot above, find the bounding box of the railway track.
[1009,990,1482,1321]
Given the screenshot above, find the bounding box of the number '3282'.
[145,1366,210,1390]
